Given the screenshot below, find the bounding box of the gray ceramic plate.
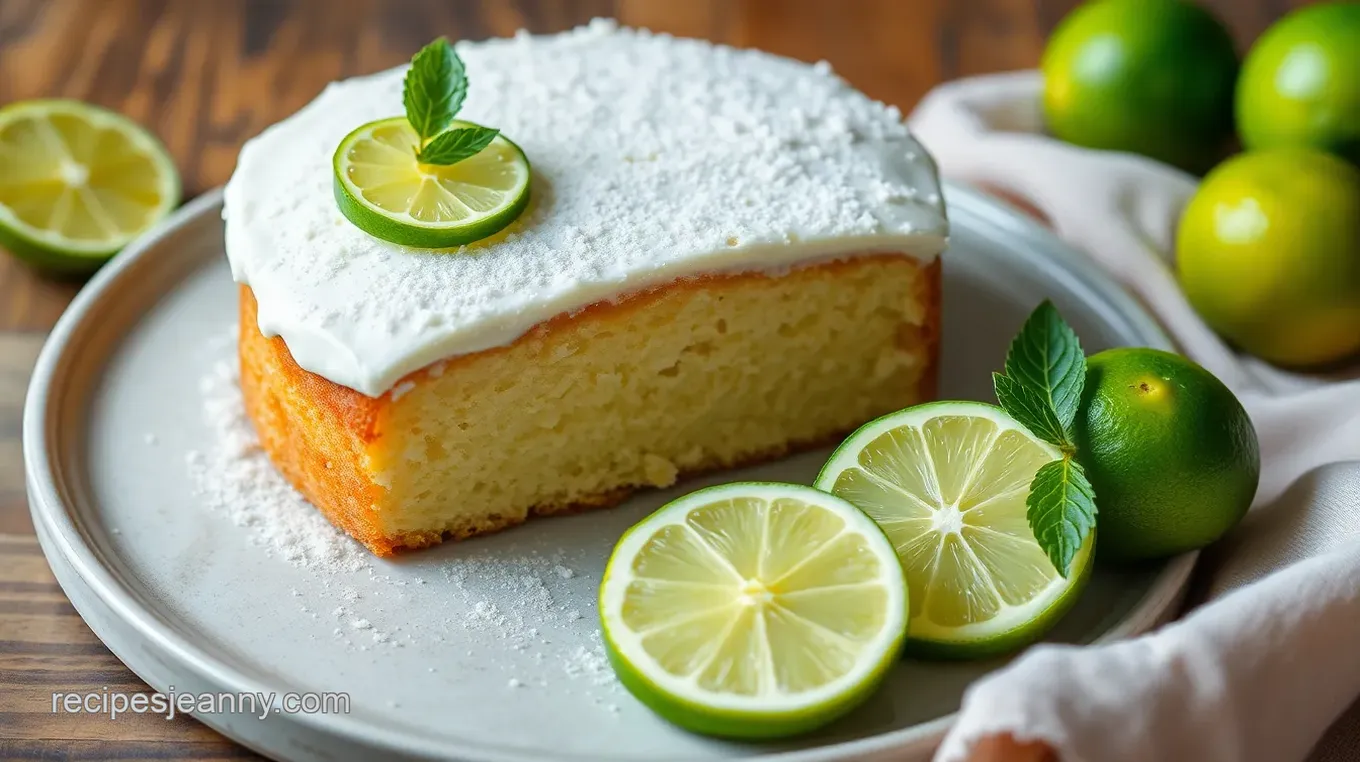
[25,185,1192,762]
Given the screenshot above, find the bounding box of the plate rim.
[24,184,1196,762]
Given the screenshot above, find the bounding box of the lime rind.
[599,481,908,739]
[602,637,900,739]
[905,540,1093,660]
[815,400,1093,659]
[332,117,531,249]
[0,99,180,274]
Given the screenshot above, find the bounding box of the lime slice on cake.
[333,117,531,248]
[0,100,179,274]
[816,401,1093,659]
[599,482,908,739]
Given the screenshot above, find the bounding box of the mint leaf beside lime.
[1003,300,1086,433]
[993,301,1095,578]
[1026,457,1098,578]
[992,371,1070,451]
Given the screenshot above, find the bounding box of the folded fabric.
[908,71,1360,762]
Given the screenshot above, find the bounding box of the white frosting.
[224,20,948,397]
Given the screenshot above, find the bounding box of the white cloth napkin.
[907,71,1360,762]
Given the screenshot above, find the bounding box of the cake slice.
[225,21,948,556]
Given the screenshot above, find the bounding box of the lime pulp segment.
[599,482,907,738]
[0,100,179,273]
[816,401,1093,658]
[333,117,531,248]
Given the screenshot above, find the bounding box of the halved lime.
[0,100,179,274]
[599,482,907,739]
[333,117,531,248]
[816,401,1093,659]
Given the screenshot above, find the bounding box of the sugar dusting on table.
[187,329,617,699]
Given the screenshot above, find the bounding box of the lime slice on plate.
[599,482,907,739]
[816,401,1093,659]
[0,100,179,274]
[333,117,531,248]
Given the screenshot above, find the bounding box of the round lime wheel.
[333,117,531,248]
[816,401,1093,659]
[599,482,907,739]
[0,100,179,274]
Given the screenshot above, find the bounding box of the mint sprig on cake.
[332,37,531,248]
[403,38,502,166]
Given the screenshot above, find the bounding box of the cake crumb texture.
[240,254,939,556]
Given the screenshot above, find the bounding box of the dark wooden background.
[0,1,1315,759]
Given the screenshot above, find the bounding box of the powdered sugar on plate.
[187,330,618,698]
[189,350,372,574]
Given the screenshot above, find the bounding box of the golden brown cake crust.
[239,255,941,556]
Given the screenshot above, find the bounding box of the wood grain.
[0,334,41,536]
[0,1,1311,758]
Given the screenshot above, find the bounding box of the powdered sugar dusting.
[189,349,373,574]
[225,20,946,396]
[187,337,619,698]
[563,639,614,686]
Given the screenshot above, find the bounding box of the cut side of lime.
[816,401,1093,659]
[333,117,531,248]
[0,100,180,274]
[599,482,907,739]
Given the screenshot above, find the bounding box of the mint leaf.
[1004,301,1086,431]
[417,126,499,165]
[998,302,1095,578]
[994,372,1070,450]
[1026,457,1096,577]
[403,38,466,142]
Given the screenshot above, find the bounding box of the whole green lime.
[1177,148,1360,367]
[1237,2,1360,165]
[1041,0,1238,173]
[1072,348,1260,562]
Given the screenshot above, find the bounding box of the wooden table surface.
[0,0,1311,759]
